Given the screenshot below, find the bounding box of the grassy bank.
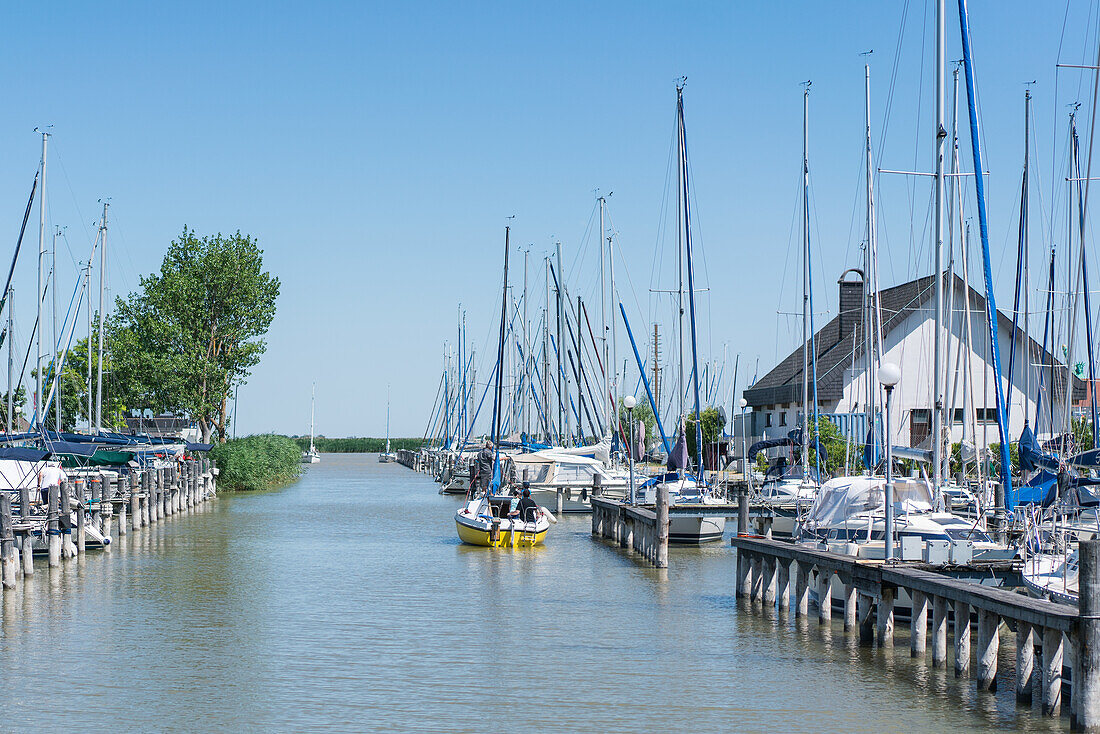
[210,434,303,491]
[292,437,426,453]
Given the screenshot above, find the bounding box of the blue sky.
[0,1,1096,437]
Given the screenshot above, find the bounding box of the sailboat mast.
[35,130,48,433]
[52,226,59,431]
[609,229,618,440]
[1023,89,1031,426]
[491,227,511,484]
[6,287,12,435]
[543,257,551,442]
[598,195,609,432]
[801,86,811,481]
[678,84,705,479]
[864,64,878,470]
[931,0,946,495]
[556,241,568,444]
[95,201,108,433]
[523,248,529,437]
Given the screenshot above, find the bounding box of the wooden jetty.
[731,534,1100,728]
[0,458,217,591]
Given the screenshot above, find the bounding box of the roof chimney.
[838,269,865,340]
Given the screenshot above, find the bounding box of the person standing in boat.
[473,440,494,495]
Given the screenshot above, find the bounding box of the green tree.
[33,336,126,432]
[685,407,726,463]
[0,386,26,431]
[110,228,280,442]
[806,416,849,477]
[618,396,656,452]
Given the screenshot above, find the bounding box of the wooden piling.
[0,494,16,589]
[777,559,790,612]
[858,593,875,645]
[977,609,998,691]
[750,554,762,602]
[655,479,668,569]
[762,556,776,606]
[21,533,33,576]
[102,476,113,547]
[1078,540,1100,728]
[736,548,752,599]
[61,481,76,558]
[131,473,142,530]
[954,601,971,678]
[556,488,563,515]
[47,484,60,567]
[877,587,895,647]
[18,485,30,520]
[1016,621,1034,704]
[90,477,101,533]
[818,571,832,624]
[932,595,948,667]
[795,562,809,617]
[1043,626,1063,715]
[911,590,928,657]
[843,583,857,631]
[76,501,86,554]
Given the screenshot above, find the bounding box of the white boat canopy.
[806,476,934,529]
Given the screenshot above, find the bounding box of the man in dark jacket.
[474,440,495,494]
[510,487,540,523]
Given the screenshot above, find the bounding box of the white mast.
[95,201,108,433]
[864,64,879,470]
[932,0,947,496]
[598,195,609,433]
[386,386,391,453]
[34,129,48,432]
[609,227,618,443]
[6,287,12,434]
[52,226,59,431]
[309,382,316,453]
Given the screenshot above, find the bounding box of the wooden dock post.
[21,533,32,576]
[47,484,60,567]
[130,473,141,530]
[932,595,948,667]
[954,601,971,678]
[736,547,752,599]
[18,485,30,520]
[737,484,749,536]
[877,587,894,647]
[976,609,999,691]
[858,593,874,645]
[762,556,776,606]
[76,499,86,554]
[1043,626,1063,715]
[655,479,668,569]
[1077,539,1100,728]
[101,475,114,547]
[1016,622,1034,704]
[61,481,76,558]
[911,590,928,657]
[818,571,832,624]
[843,583,857,631]
[89,477,101,533]
[750,554,763,602]
[795,562,809,617]
[0,494,16,589]
[777,559,791,612]
[555,488,563,515]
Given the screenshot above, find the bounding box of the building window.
[765,412,773,428]
[779,411,787,426]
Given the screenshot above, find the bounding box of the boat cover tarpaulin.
[185,443,214,452]
[0,447,49,462]
[47,441,98,457]
[667,426,689,471]
[1019,424,1059,472]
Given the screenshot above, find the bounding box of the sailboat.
[302,383,320,464]
[455,226,550,547]
[378,390,396,463]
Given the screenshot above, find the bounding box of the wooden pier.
[732,534,1100,728]
[0,458,217,592]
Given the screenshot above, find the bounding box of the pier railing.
[732,535,1100,726]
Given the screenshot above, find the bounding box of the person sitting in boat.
[509,487,540,523]
[473,440,494,495]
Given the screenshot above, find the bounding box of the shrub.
[210,434,302,491]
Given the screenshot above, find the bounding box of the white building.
[743,271,1081,452]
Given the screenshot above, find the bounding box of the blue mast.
[678,83,705,481]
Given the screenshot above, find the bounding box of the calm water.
[0,454,1071,732]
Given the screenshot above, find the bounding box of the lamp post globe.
[623,395,637,409]
[879,362,901,388]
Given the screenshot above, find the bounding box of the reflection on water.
[0,454,1070,731]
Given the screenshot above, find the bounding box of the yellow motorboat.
[455,495,550,547]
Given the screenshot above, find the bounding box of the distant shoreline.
[290,436,426,453]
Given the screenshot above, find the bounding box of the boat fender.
[103,536,112,545]
[541,508,557,524]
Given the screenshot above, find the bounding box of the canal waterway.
[0,454,1070,731]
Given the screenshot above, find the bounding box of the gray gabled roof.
[743,272,1081,409]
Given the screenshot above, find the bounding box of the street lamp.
[624,395,637,504]
[879,362,901,562]
[740,398,750,489]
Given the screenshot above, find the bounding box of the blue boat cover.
[0,446,49,462]
[185,443,213,452]
[1020,423,1059,472]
